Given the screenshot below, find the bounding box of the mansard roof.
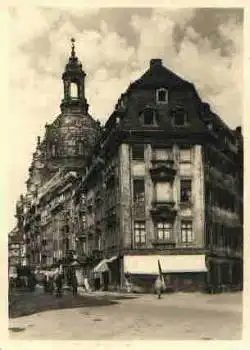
[128,58,190,90]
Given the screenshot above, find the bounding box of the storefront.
[123,254,208,292]
[92,256,119,291]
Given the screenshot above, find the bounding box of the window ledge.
[142,124,159,128]
[152,240,175,245]
[179,201,193,207]
[173,123,190,128]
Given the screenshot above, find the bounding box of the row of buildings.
[9,40,243,292]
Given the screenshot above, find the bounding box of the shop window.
[156,88,168,104]
[132,144,144,161]
[134,221,146,246]
[181,221,193,243]
[156,222,172,240]
[133,179,145,203]
[180,179,192,202]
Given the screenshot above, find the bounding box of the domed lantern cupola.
[60,38,89,114]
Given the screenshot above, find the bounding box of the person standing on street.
[155,275,163,299]
[54,264,63,297]
[71,268,78,297]
[43,271,48,293]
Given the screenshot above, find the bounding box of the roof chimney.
[150,58,162,69]
[235,126,242,134]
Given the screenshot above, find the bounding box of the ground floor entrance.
[207,257,243,292]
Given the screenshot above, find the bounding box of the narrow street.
[9,288,242,340]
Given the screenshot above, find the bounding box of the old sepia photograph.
[7,6,243,341]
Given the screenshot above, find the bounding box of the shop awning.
[124,254,207,274]
[93,259,110,273]
[93,256,118,273]
[106,256,117,263]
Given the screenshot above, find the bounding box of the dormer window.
[141,107,159,126]
[172,108,188,127]
[207,122,213,131]
[156,88,168,104]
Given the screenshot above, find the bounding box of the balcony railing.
[133,201,145,218]
[151,239,176,248]
[150,200,177,220]
[150,160,176,182]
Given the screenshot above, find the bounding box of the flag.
[158,259,166,290]
[158,259,163,277]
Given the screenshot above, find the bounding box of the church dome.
[40,39,100,172]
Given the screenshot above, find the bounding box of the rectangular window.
[132,144,144,161]
[157,222,172,240]
[180,179,192,202]
[143,108,156,125]
[134,221,146,246]
[173,109,188,126]
[133,179,145,203]
[181,221,193,243]
[180,148,192,162]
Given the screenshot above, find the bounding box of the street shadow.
[9,292,137,319]
[9,294,120,319]
[8,327,26,333]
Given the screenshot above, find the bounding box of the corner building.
[83,58,243,292]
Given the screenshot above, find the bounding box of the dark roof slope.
[129,59,190,90]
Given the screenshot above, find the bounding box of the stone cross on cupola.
[60,38,89,114]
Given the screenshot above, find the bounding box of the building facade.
[8,227,23,267]
[12,48,243,292]
[14,40,99,268]
[82,58,243,292]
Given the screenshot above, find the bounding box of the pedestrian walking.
[155,275,163,299]
[54,264,63,298]
[71,268,78,297]
[47,269,54,294]
[43,271,49,293]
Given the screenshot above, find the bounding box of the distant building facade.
[14,40,99,268]
[8,227,23,267]
[12,47,243,292]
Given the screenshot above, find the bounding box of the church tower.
[35,38,100,179]
[60,38,88,114]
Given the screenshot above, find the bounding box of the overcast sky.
[7,7,243,232]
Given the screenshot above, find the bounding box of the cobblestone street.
[9,288,242,340]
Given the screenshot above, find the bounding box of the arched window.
[78,142,84,155]
[70,82,78,98]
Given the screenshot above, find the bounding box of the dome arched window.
[78,142,84,155]
[51,144,56,157]
[70,82,78,99]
